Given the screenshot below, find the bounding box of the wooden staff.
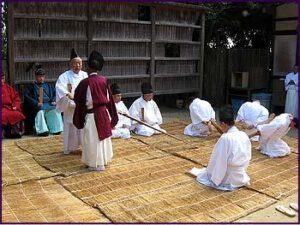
[118,112,183,141]
[67,83,72,93]
[141,107,145,122]
[210,120,224,135]
[38,86,43,104]
[211,113,276,138]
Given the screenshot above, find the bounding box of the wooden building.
[272,3,298,109]
[7,2,206,98]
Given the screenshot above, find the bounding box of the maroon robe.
[73,74,118,141]
[2,83,25,125]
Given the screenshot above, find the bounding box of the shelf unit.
[8,2,206,97]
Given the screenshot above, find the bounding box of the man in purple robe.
[73,50,118,171]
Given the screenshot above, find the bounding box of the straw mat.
[2,178,110,223]
[2,142,57,186]
[34,138,167,176]
[15,135,65,155]
[246,150,298,199]
[58,155,275,222]
[112,138,168,165]
[282,135,298,153]
[34,153,88,176]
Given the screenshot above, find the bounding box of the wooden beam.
[199,12,205,98]
[7,3,15,86]
[87,3,92,58]
[150,6,156,90]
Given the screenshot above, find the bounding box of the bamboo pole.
[118,112,183,141]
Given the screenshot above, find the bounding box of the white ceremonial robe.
[112,101,131,139]
[256,113,292,158]
[82,86,113,168]
[55,70,87,154]
[129,96,165,136]
[184,98,215,137]
[196,126,251,191]
[235,101,269,141]
[284,72,298,118]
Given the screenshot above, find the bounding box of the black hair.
[292,117,298,129]
[87,51,104,71]
[219,104,235,126]
[35,64,45,76]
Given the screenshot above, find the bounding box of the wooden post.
[7,3,15,86]
[199,12,205,98]
[86,3,92,59]
[150,6,156,90]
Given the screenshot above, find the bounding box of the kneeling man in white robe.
[256,113,297,158]
[192,105,252,191]
[235,100,269,141]
[111,83,131,139]
[129,82,165,136]
[184,97,215,137]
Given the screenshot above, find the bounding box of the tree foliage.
[203,2,276,49]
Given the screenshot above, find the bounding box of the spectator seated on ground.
[110,83,131,139]
[129,82,165,137]
[2,75,25,138]
[184,96,215,137]
[23,65,63,136]
[256,113,298,158]
[190,105,252,191]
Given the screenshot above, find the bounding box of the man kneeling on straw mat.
[189,105,252,191]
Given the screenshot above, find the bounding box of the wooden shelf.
[93,18,151,25]
[107,74,149,79]
[105,57,150,61]
[15,79,57,84]
[15,57,151,63]
[156,39,201,45]
[14,14,88,21]
[154,73,199,78]
[155,21,201,29]
[15,57,88,63]
[92,38,151,43]
[155,57,200,61]
[155,88,199,95]
[14,37,87,41]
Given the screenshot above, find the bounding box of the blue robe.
[24,82,63,135]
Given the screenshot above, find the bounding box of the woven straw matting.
[282,136,298,153]
[58,155,275,223]
[112,138,167,165]
[34,153,88,176]
[246,150,298,199]
[2,178,110,223]
[2,142,57,186]
[34,138,167,176]
[15,135,64,155]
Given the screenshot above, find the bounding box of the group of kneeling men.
[2,49,298,192]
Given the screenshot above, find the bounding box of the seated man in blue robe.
[24,65,63,136]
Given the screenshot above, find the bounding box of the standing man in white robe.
[55,49,88,154]
[194,105,252,191]
[129,82,165,136]
[284,65,298,118]
[256,113,297,158]
[184,97,215,137]
[110,83,131,139]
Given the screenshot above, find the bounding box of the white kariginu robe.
[184,98,215,137]
[195,126,251,191]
